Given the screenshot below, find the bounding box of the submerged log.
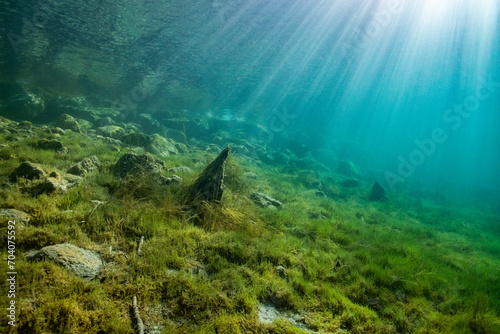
[185,147,230,205]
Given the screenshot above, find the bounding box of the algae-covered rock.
[185,147,230,204]
[96,125,126,139]
[0,209,31,225]
[120,133,152,147]
[67,155,100,176]
[113,152,165,178]
[55,113,82,133]
[10,162,46,181]
[27,243,103,280]
[337,160,360,177]
[147,134,178,158]
[250,192,283,209]
[369,181,387,201]
[38,138,66,152]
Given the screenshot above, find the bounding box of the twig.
[132,295,145,334]
[137,236,144,256]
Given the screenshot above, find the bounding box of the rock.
[10,162,46,181]
[26,243,103,280]
[38,138,65,152]
[159,175,183,185]
[0,209,31,225]
[112,152,165,178]
[174,142,189,154]
[250,192,283,209]
[258,303,313,331]
[340,179,360,188]
[185,147,230,204]
[165,128,187,143]
[96,125,126,139]
[369,181,387,201]
[275,266,287,279]
[147,134,178,158]
[135,113,161,134]
[337,160,359,177]
[120,133,152,147]
[168,166,192,173]
[243,171,258,179]
[32,174,81,195]
[0,86,45,121]
[54,113,82,133]
[67,155,100,176]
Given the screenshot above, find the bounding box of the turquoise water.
[1,0,499,203]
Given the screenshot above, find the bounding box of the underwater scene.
[0,0,499,333]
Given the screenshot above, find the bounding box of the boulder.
[369,181,387,201]
[146,134,178,158]
[185,147,230,204]
[250,192,283,209]
[38,139,65,152]
[0,209,31,225]
[10,162,46,181]
[112,152,165,178]
[119,133,151,147]
[96,125,126,139]
[67,155,100,176]
[168,166,192,173]
[340,179,360,188]
[337,160,359,177]
[26,243,103,280]
[54,113,82,133]
[32,174,82,195]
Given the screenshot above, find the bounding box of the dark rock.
[250,192,283,209]
[26,243,103,280]
[38,138,65,152]
[185,147,230,204]
[0,85,45,121]
[113,152,165,178]
[165,128,187,143]
[119,133,151,147]
[10,162,46,181]
[340,179,360,188]
[369,181,387,201]
[337,160,359,177]
[135,113,161,134]
[0,209,31,225]
[54,113,82,133]
[67,156,100,176]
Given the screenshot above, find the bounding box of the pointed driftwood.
[185,147,230,205]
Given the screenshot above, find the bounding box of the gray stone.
[26,243,103,280]
[250,192,283,209]
[67,155,100,176]
[10,162,46,181]
[0,209,31,225]
[243,172,258,179]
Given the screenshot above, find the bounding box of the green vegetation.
[0,122,499,334]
